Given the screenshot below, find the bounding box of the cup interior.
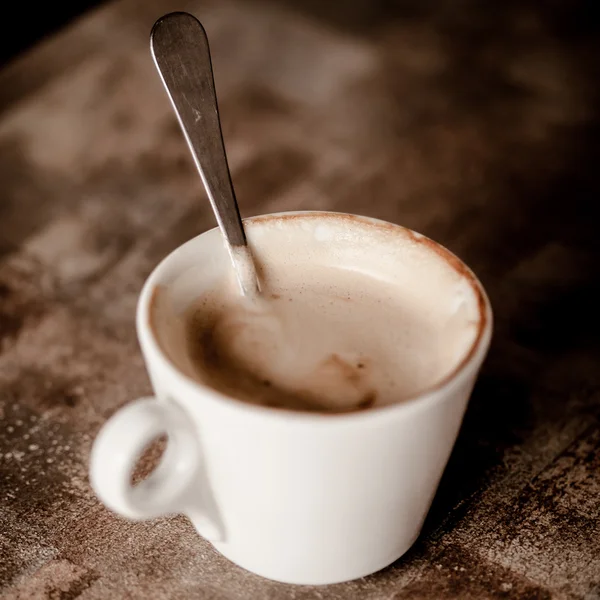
[141,211,491,408]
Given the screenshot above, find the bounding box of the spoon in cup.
[150,11,260,298]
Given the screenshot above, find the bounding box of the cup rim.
[138,211,493,423]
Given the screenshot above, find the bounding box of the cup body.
[90,212,492,585]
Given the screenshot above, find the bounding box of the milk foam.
[151,214,483,413]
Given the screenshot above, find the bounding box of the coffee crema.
[150,214,482,413]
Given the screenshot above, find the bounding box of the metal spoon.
[150,12,260,297]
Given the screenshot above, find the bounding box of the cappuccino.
[151,214,482,413]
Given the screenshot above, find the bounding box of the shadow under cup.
[94,211,491,586]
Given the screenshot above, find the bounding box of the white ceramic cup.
[90,211,492,585]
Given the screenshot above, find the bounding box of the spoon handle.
[150,12,246,248]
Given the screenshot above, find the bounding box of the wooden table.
[1,1,599,598]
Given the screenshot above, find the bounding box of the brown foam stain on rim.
[148,283,166,339]
[146,212,490,415]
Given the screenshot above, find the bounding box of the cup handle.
[90,397,221,539]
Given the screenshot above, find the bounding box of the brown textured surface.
[1,0,599,598]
